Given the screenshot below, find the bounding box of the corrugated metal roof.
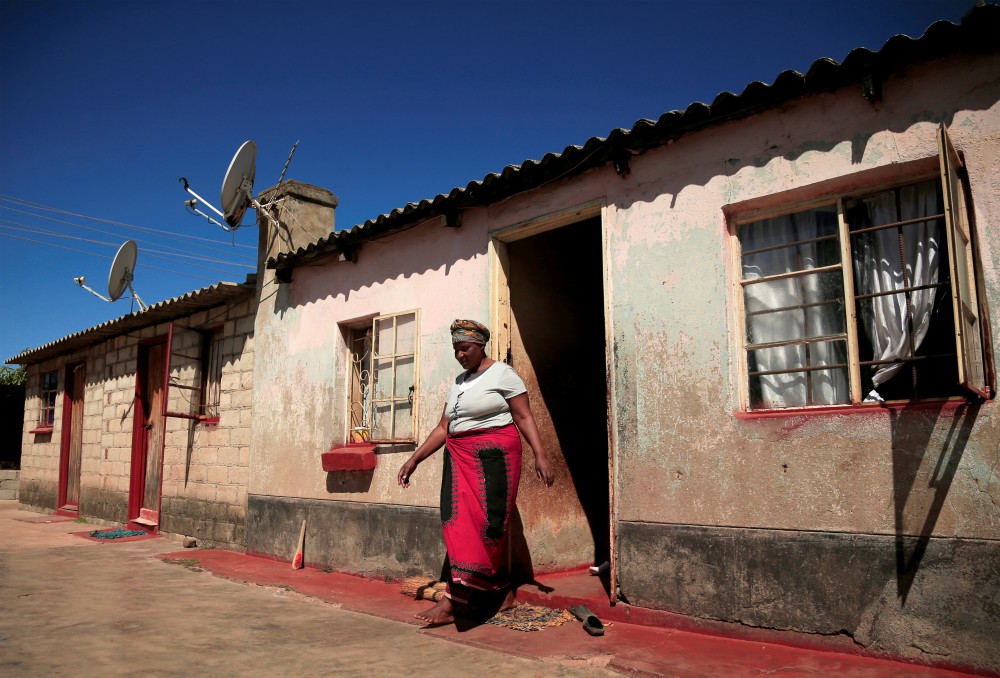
[6,281,255,365]
[267,4,1000,272]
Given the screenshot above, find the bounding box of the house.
[10,6,999,672]
[10,281,256,547]
[247,7,1000,672]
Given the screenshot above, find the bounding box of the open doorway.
[58,362,85,512]
[501,216,611,578]
[129,341,166,531]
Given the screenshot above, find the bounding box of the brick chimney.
[255,180,339,275]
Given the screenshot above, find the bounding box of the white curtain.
[851,182,941,397]
[743,209,849,408]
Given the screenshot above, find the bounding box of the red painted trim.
[197,416,220,425]
[154,324,174,525]
[322,444,378,472]
[54,507,78,518]
[57,369,72,508]
[29,425,54,434]
[735,397,985,420]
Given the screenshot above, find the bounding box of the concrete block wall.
[0,470,19,500]
[18,367,65,510]
[17,296,256,549]
[159,300,255,547]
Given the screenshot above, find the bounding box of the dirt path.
[0,501,612,678]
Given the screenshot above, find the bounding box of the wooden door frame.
[128,338,166,529]
[488,198,621,603]
[57,361,85,513]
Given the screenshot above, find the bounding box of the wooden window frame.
[344,310,420,444]
[732,124,990,412]
[199,326,224,422]
[39,370,59,427]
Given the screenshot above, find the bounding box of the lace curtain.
[850,181,942,399]
[742,207,849,408]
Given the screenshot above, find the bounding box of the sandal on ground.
[567,604,605,637]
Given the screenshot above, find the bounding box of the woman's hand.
[398,457,419,488]
[398,409,449,489]
[534,454,555,487]
[509,393,556,488]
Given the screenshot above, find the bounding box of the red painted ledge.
[29,424,54,434]
[322,443,377,472]
[735,396,984,420]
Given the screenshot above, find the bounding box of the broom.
[292,519,306,570]
[400,577,447,601]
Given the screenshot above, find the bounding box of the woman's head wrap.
[450,319,490,345]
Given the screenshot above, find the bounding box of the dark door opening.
[507,216,610,573]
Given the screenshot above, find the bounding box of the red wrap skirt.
[441,423,522,599]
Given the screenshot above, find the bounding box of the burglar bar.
[848,212,944,236]
[741,232,838,257]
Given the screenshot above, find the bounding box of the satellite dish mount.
[180,140,283,233]
[74,239,148,312]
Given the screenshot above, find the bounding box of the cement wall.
[246,494,443,578]
[618,522,1000,670]
[250,209,492,508]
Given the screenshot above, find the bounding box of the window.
[200,328,224,419]
[736,125,988,410]
[346,311,419,442]
[40,371,58,425]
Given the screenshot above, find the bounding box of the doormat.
[72,528,158,543]
[485,603,575,632]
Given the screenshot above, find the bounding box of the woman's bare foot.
[415,596,455,625]
[499,587,516,612]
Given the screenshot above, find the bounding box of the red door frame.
[56,361,85,515]
[128,338,166,531]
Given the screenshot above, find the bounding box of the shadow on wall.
[326,470,374,493]
[269,218,489,316]
[615,84,998,216]
[888,401,980,603]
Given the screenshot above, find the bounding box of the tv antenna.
[180,140,294,233]
[74,239,148,312]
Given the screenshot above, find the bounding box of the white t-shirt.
[445,362,527,434]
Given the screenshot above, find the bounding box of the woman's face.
[453,341,485,370]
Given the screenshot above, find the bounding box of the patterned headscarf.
[451,319,490,345]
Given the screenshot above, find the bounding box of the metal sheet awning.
[6,281,254,366]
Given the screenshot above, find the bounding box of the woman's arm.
[508,392,555,487]
[398,407,449,488]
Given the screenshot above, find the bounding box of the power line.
[0,231,111,259]
[0,221,253,273]
[0,203,258,264]
[0,231,239,283]
[0,194,258,253]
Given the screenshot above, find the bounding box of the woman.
[398,319,555,625]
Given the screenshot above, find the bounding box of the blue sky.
[0,0,975,363]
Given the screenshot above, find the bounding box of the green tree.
[0,365,27,387]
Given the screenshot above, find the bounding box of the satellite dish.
[108,239,138,301]
[220,140,256,228]
[180,139,289,233]
[74,239,148,312]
